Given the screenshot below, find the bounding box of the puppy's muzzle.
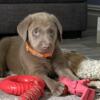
[41,42,51,51]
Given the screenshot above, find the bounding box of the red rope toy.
[0,75,95,100]
[59,76,95,100]
[0,75,45,100]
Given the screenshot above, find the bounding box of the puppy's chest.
[40,58,54,71]
[41,58,58,78]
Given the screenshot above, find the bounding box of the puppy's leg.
[0,38,11,77]
[55,65,78,80]
[35,74,65,96]
[52,46,78,80]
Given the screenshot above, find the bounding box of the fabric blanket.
[0,89,100,100]
[0,90,80,100]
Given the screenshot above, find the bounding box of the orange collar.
[25,42,53,58]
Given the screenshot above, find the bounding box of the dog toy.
[59,76,95,100]
[0,75,45,100]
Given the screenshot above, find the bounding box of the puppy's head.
[17,12,62,54]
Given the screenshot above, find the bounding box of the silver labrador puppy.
[0,12,78,96]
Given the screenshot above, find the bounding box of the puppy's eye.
[32,28,40,36]
[48,29,54,38]
[33,31,40,36]
[48,29,54,34]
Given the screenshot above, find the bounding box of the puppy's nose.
[42,43,50,50]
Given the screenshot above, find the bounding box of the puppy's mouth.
[37,43,54,54]
[38,47,53,54]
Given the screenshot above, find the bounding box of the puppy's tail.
[0,37,11,77]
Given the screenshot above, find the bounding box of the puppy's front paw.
[51,82,65,96]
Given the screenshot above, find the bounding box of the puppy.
[0,12,78,96]
[64,51,100,89]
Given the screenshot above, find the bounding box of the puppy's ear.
[17,15,32,41]
[51,15,62,41]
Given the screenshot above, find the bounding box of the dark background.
[88,0,100,5]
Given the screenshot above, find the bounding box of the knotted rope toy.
[0,75,45,100]
[59,76,96,100]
